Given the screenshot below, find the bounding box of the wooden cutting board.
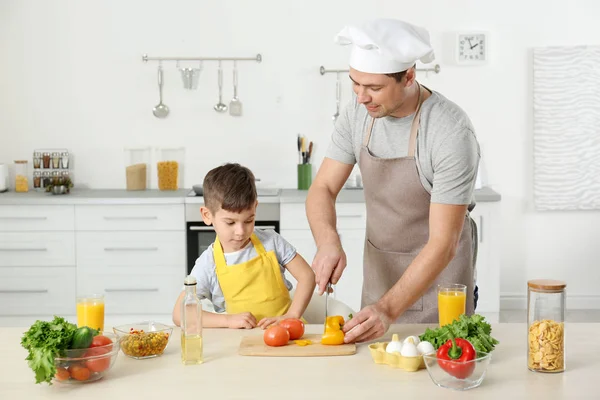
[239,334,356,357]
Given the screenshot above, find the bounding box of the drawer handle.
[0,216,48,220]
[104,247,159,252]
[0,289,49,294]
[103,216,158,221]
[189,226,215,231]
[337,214,362,218]
[0,248,48,252]
[104,288,159,293]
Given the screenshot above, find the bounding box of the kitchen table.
[1,323,595,399]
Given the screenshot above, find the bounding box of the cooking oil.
[181,333,203,365]
[181,275,203,365]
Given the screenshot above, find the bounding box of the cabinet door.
[469,203,499,314]
[279,229,317,289]
[334,229,365,313]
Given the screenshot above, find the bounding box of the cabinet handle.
[0,216,48,220]
[255,226,277,231]
[337,214,362,218]
[479,215,484,243]
[103,247,159,252]
[0,289,48,294]
[103,216,158,220]
[0,247,48,252]
[104,288,159,293]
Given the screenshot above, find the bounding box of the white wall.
[1,0,600,309]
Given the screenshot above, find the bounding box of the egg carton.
[368,342,426,372]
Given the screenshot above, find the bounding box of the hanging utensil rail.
[142,54,262,63]
[319,64,441,75]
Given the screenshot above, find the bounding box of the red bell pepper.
[436,336,476,379]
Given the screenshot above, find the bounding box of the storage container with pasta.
[156,147,184,191]
[527,279,566,373]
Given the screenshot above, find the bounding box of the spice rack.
[32,148,71,191]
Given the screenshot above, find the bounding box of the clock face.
[457,33,487,63]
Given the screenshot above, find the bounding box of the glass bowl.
[422,351,492,391]
[113,321,173,359]
[53,332,120,384]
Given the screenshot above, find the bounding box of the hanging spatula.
[229,61,243,116]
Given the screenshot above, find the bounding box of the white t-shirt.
[188,228,297,313]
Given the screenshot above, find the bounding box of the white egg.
[417,341,435,355]
[400,341,419,357]
[403,335,421,346]
[385,333,403,353]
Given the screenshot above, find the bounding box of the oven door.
[186,221,280,274]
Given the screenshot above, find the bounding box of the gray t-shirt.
[326,86,480,210]
[189,228,296,313]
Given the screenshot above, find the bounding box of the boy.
[172,163,316,329]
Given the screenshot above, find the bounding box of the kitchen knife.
[324,282,331,331]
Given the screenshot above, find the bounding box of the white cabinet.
[469,202,500,317]
[75,204,186,316]
[280,202,366,314]
[0,206,76,317]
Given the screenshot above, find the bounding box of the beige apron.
[358,83,475,323]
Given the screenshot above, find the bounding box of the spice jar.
[42,171,51,188]
[52,171,60,185]
[14,160,29,192]
[33,171,41,189]
[61,152,69,169]
[42,152,51,169]
[527,279,566,373]
[52,152,60,169]
[33,152,42,169]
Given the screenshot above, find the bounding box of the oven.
[185,200,280,275]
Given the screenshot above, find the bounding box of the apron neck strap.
[214,233,265,268]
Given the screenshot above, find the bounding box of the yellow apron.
[214,233,292,321]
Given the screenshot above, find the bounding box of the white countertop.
[0,323,592,399]
[0,187,501,205]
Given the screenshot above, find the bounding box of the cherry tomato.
[54,367,70,381]
[90,335,113,350]
[84,347,111,373]
[263,325,290,347]
[279,318,305,340]
[69,365,91,381]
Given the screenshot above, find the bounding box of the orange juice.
[438,289,466,326]
[77,296,105,332]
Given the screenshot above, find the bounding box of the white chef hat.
[334,18,435,74]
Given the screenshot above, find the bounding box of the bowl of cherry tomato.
[53,332,120,384]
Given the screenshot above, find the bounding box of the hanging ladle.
[214,61,228,113]
[153,65,169,118]
[332,72,341,122]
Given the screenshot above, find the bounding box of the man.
[306,19,480,343]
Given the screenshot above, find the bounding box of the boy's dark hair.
[202,163,257,213]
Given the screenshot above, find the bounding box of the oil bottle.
[181,275,203,365]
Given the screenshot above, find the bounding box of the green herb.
[20,316,78,384]
[419,314,499,354]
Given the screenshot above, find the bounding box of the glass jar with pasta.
[527,279,566,373]
[157,160,179,190]
[14,160,29,192]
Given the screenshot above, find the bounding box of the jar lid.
[528,279,566,292]
[14,160,28,164]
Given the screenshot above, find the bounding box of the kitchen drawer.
[0,205,74,231]
[75,204,184,231]
[0,232,75,267]
[0,267,76,316]
[76,231,185,268]
[77,267,183,314]
[280,203,366,230]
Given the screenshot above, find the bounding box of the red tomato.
[84,347,111,373]
[279,318,305,340]
[90,335,113,350]
[54,367,70,381]
[263,325,290,347]
[69,365,91,381]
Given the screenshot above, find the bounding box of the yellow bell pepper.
[321,315,345,345]
[294,339,313,346]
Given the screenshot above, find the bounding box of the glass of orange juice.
[76,294,105,332]
[437,284,466,327]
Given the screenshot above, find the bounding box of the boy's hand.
[226,312,257,329]
[257,314,297,330]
